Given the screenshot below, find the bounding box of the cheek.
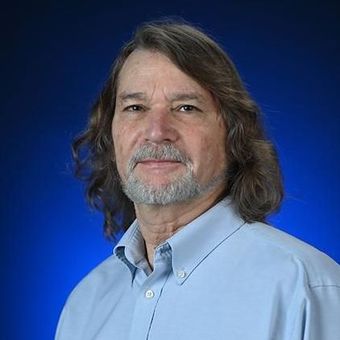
[203,138,226,164]
[112,119,140,175]
[112,122,127,172]
[193,130,227,173]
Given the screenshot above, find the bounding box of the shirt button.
[145,289,155,299]
[177,270,187,279]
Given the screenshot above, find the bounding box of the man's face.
[112,50,227,205]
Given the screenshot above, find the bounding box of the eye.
[123,104,144,112]
[178,105,200,112]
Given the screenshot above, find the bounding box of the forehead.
[116,49,209,97]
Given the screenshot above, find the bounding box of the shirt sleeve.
[291,285,340,340]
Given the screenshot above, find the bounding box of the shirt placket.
[128,245,172,340]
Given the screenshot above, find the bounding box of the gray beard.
[121,144,226,205]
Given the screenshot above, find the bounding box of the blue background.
[1,1,339,339]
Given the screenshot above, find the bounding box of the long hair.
[72,19,284,239]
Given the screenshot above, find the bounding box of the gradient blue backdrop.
[1,1,339,339]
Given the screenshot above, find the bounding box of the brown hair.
[72,19,284,239]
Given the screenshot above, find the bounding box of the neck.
[134,189,225,268]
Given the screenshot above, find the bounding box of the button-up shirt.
[55,198,340,339]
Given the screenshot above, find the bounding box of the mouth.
[137,159,182,170]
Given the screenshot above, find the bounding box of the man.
[56,20,340,339]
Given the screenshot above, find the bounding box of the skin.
[112,50,227,268]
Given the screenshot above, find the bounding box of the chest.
[91,260,297,340]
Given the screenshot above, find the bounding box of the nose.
[144,108,178,144]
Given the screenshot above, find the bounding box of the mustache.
[128,144,191,171]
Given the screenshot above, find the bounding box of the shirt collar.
[113,197,245,284]
[167,197,246,284]
[113,220,148,277]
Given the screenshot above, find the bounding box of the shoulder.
[56,255,132,339]
[64,254,129,308]
[242,221,340,287]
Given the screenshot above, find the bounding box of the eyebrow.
[169,92,205,103]
[117,91,205,103]
[117,92,147,102]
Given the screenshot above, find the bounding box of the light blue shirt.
[56,198,340,340]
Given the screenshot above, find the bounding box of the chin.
[138,175,180,186]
